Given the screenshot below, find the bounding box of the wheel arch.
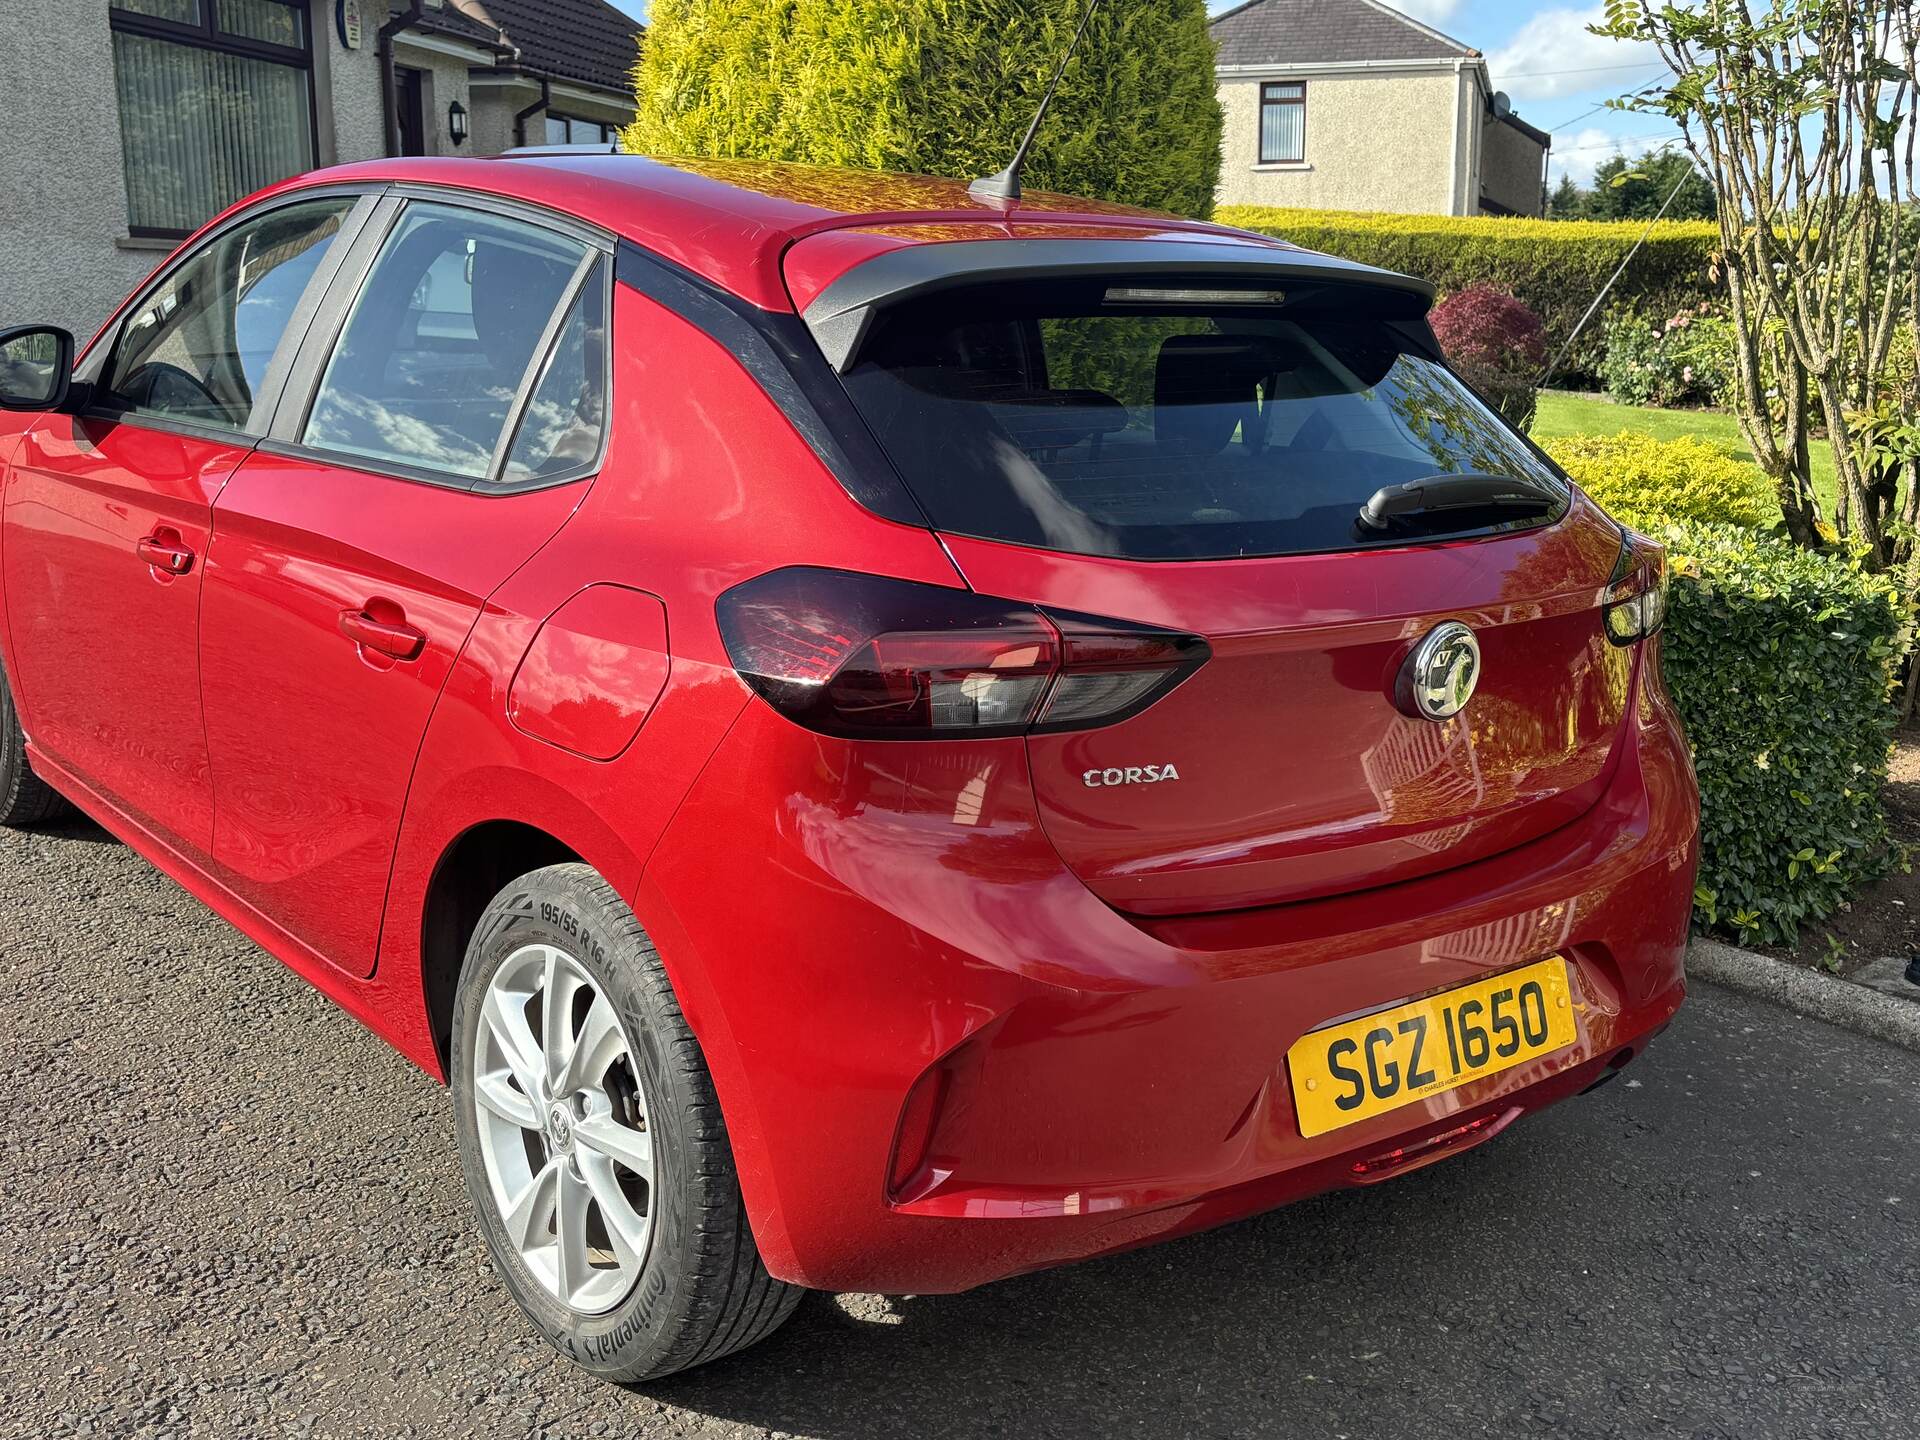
[419,819,585,1079]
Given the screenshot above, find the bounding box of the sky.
[602,0,1682,187]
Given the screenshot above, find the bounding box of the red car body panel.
[3,414,236,851]
[948,493,1634,914]
[199,452,588,978]
[0,155,1699,1297]
[636,650,1694,1292]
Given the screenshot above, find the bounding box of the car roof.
[262,153,1403,313]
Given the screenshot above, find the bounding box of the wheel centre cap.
[546,1104,574,1152]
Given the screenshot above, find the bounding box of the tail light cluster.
[1603,535,1668,646]
[716,567,1210,739]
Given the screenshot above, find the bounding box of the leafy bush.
[1429,286,1546,431]
[1652,523,1902,944]
[1543,432,1775,531]
[1214,205,1721,383]
[628,0,1224,218]
[1598,304,1736,408]
[1542,433,1901,941]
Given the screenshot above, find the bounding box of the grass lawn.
[1532,389,1838,514]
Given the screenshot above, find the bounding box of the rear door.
[199,195,611,977]
[1,193,362,853]
[826,269,1634,914]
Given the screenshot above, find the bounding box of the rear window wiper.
[1355,472,1559,536]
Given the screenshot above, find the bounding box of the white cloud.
[1547,125,1685,185]
[1489,5,1662,102]
[1389,0,1464,24]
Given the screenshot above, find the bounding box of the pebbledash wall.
[1213,59,1547,217]
[0,1,468,342]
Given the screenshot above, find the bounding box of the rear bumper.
[637,661,1699,1294]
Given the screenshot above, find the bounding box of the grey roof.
[1209,0,1477,66]
[419,0,645,95]
[478,0,645,94]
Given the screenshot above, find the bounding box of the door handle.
[338,606,427,662]
[136,531,194,576]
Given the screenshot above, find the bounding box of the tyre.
[451,863,802,1381]
[0,665,67,828]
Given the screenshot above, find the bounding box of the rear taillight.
[1603,536,1667,646]
[716,567,1209,739]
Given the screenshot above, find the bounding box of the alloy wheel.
[471,943,655,1315]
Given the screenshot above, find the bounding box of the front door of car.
[0,194,365,854]
[199,197,610,978]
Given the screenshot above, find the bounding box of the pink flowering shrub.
[1428,286,1549,431]
[1599,301,1735,408]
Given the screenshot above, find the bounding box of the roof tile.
[420,0,645,95]
[1210,0,1475,66]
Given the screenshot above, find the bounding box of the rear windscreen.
[837,280,1565,560]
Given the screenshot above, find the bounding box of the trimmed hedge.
[1552,430,1902,942]
[1653,523,1902,944]
[1215,206,1722,382]
[1544,432,1775,531]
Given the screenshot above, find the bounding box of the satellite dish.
[1492,91,1513,119]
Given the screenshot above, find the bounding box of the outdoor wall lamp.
[448,100,469,147]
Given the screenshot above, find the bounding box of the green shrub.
[628,0,1224,218]
[1214,205,1722,383]
[1543,432,1775,531]
[1541,433,1901,941]
[1598,304,1736,409]
[1652,523,1902,944]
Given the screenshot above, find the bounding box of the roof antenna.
[969,0,1107,205]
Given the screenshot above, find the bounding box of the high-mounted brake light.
[1103,286,1288,307]
[716,568,1210,739]
[1603,536,1668,646]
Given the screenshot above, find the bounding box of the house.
[1209,0,1550,217]
[0,0,644,340]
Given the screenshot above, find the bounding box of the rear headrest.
[1155,335,1266,453]
[471,241,572,378]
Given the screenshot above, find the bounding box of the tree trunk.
[1814,369,1884,565]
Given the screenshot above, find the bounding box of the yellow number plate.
[1287,957,1577,1139]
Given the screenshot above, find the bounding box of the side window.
[302,203,592,480]
[501,264,607,485]
[102,197,354,430]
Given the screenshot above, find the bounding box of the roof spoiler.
[799,238,1436,373]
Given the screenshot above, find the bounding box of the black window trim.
[1258,81,1307,165]
[109,0,321,240]
[544,111,622,147]
[77,184,384,449]
[263,187,617,495]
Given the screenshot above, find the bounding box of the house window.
[1259,82,1306,164]
[109,0,316,238]
[545,114,621,147]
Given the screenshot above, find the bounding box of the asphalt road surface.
[2,811,1916,1440]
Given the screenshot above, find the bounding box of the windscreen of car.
[836,279,1565,560]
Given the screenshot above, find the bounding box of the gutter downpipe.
[378,3,428,157]
[514,75,554,147]
[1448,58,1465,215]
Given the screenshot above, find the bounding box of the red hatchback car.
[0,153,1697,1380]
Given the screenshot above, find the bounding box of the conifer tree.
[628,0,1224,218]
